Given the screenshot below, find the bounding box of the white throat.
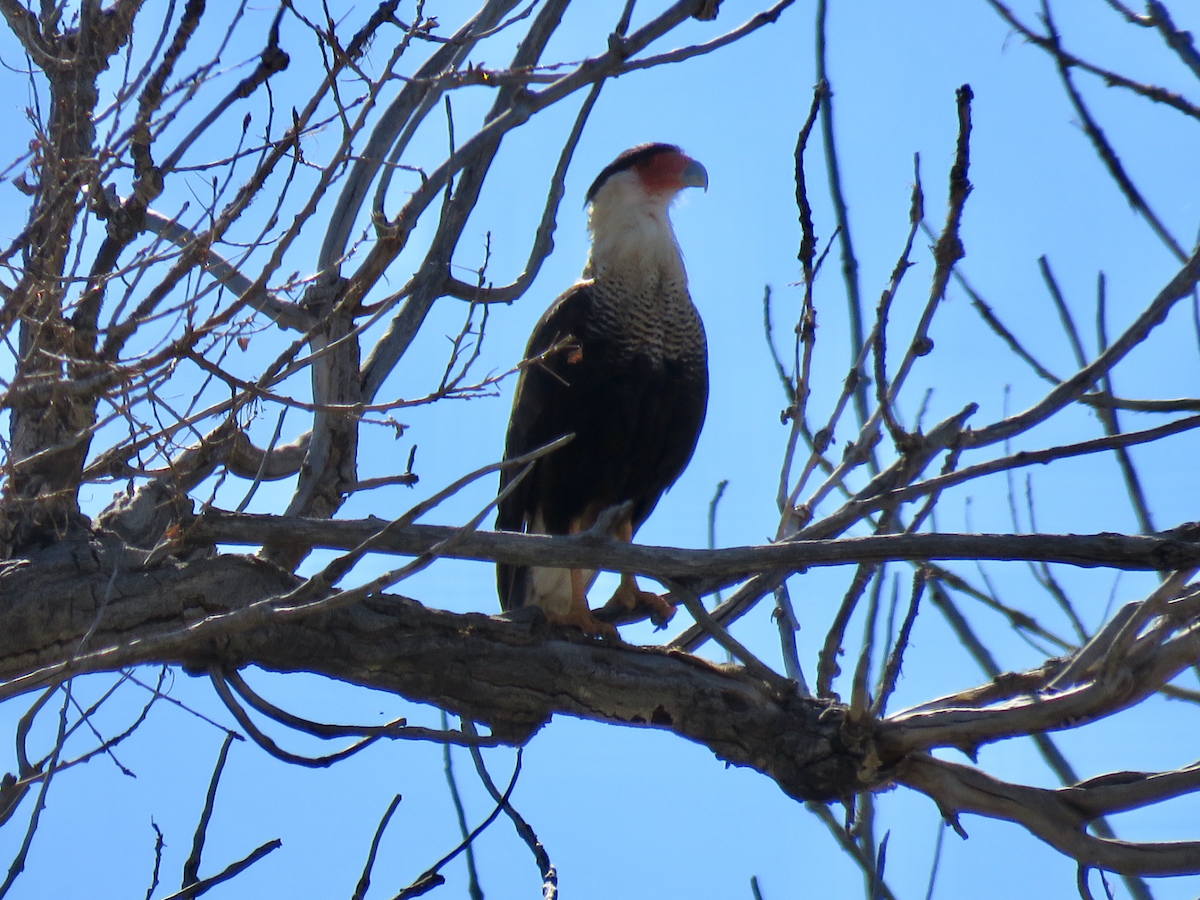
[584,169,687,287]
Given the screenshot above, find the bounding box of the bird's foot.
[601,577,677,629]
[548,605,621,641]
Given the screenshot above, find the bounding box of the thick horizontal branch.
[6,534,1196,875]
[183,511,1200,584]
[0,536,867,804]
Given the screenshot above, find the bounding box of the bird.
[496,143,709,638]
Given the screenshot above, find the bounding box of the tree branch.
[0,537,865,804]
[898,753,1200,876]
[183,511,1200,580]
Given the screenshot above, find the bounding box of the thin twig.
[396,751,524,899]
[352,795,403,900]
[182,732,236,889]
[816,0,869,429]
[156,839,281,900]
[462,721,557,900]
[870,568,927,718]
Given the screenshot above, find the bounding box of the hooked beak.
[680,158,709,192]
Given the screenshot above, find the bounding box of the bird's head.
[586,143,708,205]
[584,144,707,282]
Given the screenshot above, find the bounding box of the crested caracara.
[496,143,709,637]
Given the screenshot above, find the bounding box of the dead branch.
[898,753,1200,877]
[182,511,1200,581]
[0,536,866,805]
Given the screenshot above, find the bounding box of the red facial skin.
[633,149,693,197]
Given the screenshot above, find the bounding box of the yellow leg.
[543,521,619,640]
[600,518,678,628]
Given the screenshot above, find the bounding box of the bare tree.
[0,0,1198,897]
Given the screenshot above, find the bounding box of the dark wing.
[625,351,708,534]
[495,283,594,610]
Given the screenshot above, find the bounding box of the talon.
[601,573,677,628]
[548,605,620,641]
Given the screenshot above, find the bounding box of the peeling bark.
[0,535,870,804]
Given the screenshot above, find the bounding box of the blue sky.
[1,1,1199,898]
